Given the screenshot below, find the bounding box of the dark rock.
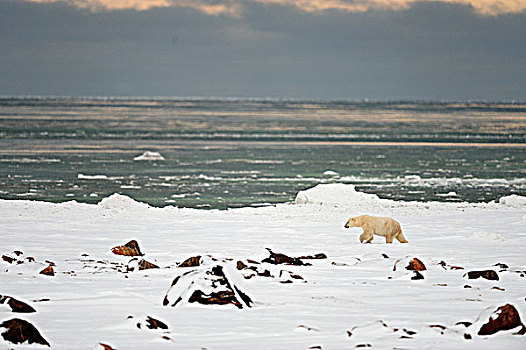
[464,285,472,288]
[257,269,272,277]
[297,325,319,332]
[26,257,35,262]
[2,255,16,264]
[298,253,327,260]
[429,325,446,334]
[355,344,371,348]
[247,259,260,264]
[403,328,417,335]
[13,251,23,256]
[0,295,36,313]
[456,321,472,327]
[478,304,526,336]
[145,316,168,330]
[179,256,201,267]
[381,253,389,259]
[99,343,115,350]
[39,265,54,276]
[138,259,159,270]
[111,240,143,256]
[411,271,425,280]
[494,263,509,269]
[262,248,308,266]
[0,318,49,346]
[466,270,499,281]
[491,286,505,291]
[406,258,426,271]
[464,333,472,340]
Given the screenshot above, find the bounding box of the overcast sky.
[0,0,525,100]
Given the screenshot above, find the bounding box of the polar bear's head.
[344,217,360,228]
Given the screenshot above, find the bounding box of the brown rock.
[164,264,253,309]
[0,318,50,346]
[145,316,168,330]
[262,248,307,266]
[99,343,115,350]
[188,290,242,308]
[478,304,526,336]
[138,259,159,270]
[39,265,54,276]
[466,270,499,281]
[179,256,201,267]
[236,261,247,270]
[0,295,36,313]
[406,258,426,271]
[111,240,143,256]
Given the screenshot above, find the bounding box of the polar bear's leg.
[360,230,374,243]
[395,230,409,243]
[359,232,367,243]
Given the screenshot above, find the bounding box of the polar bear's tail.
[395,229,409,243]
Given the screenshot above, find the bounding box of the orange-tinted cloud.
[23,0,243,16]
[257,0,526,15]
[21,0,526,16]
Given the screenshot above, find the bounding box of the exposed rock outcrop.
[466,270,499,281]
[0,295,36,313]
[111,240,143,256]
[0,318,50,347]
[163,263,252,309]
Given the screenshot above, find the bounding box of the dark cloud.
[0,1,524,99]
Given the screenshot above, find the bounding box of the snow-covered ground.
[1,184,525,349]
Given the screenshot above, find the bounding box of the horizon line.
[1,95,525,104]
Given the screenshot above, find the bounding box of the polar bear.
[344,215,408,244]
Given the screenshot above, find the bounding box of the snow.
[1,184,525,349]
[133,151,165,161]
[322,170,339,177]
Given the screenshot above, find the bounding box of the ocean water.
[0,97,525,209]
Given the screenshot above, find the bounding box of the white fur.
[344,215,408,244]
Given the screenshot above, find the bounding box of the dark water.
[0,97,525,209]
